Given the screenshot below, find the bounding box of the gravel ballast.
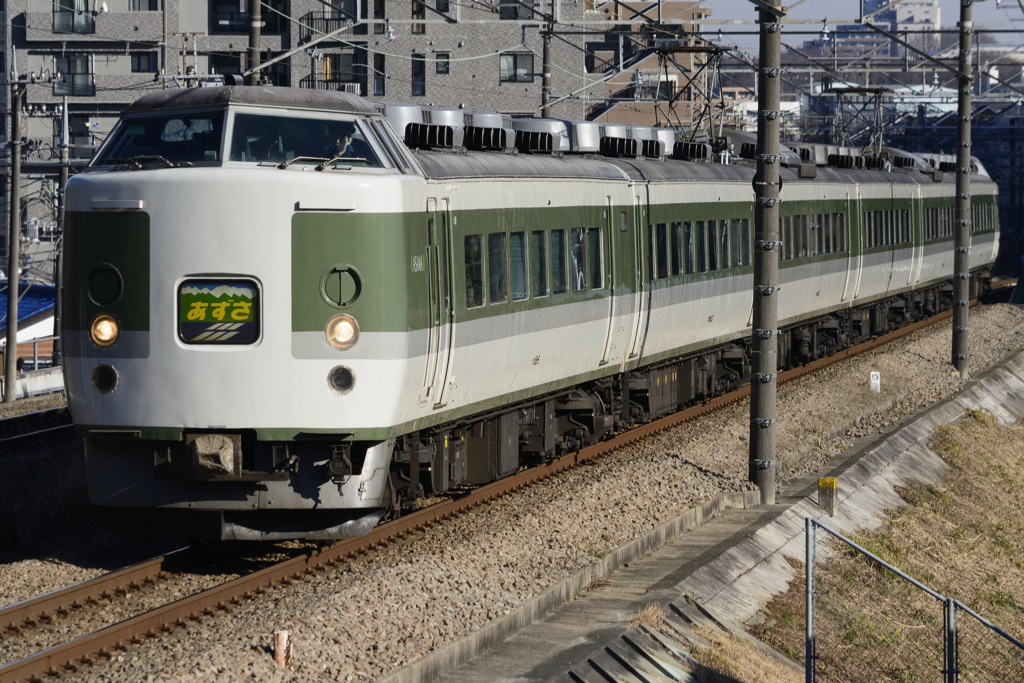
[4,304,1024,682]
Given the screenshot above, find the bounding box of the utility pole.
[247,0,263,85]
[53,96,68,361]
[541,8,552,118]
[952,0,973,378]
[748,0,784,506]
[5,82,22,403]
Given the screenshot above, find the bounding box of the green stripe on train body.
[63,210,151,332]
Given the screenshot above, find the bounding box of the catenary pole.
[5,83,22,402]
[541,20,552,117]
[952,0,973,378]
[54,96,68,361]
[748,0,783,505]
[247,0,263,85]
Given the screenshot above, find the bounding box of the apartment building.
[2,0,714,280]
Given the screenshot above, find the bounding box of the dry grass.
[687,625,803,683]
[627,602,665,628]
[750,409,1024,678]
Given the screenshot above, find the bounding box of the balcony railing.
[299,76,364,95]
[53,9,95,33]
[299,11,363,40]
[54,74,95,97]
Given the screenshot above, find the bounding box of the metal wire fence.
[805,518,1024,683]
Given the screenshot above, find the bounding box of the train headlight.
[90,314,120,347]
[325,314,359,350]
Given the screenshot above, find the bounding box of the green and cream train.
[63,87,998,540]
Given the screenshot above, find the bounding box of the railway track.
[0,408,75,455]
[0,306,966,683]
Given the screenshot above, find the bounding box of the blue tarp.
[0,283,56,328]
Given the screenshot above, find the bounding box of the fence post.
[32,340,37,371]
[806,516,815,683]
[945,596,958,683]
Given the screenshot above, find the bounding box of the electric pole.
[247,0,263,85]
[748,0,784,506]
[5,82,22,402]
[541,6,552,118]
[952,0,973,378]
[54,96,68,361]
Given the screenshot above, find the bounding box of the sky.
[698,0,1024,51]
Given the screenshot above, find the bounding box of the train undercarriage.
[387,272,990,512]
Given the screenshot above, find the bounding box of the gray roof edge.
[122,86,378,116]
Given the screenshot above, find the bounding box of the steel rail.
[0,305,967,683]
[0,424,75,447]
[0,556,168,633]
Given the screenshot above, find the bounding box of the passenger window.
[809,217,818,256]
[488,233,507,304]
[551,229,567,294]
[571,227,587,291]
[656,223,668,280]
[816,214,825,254]
[683,222,695,275]
[719,221,729,268]
[837,213,846,251]
[783,216,793,261]
[464,234,484,308]
[730,219,741,267]
[874,211,882,246]
[646,225,655,283]
[823,213,831,253]
[707,220,718,271]
[509,231,528,301]
[902,210,909,243]
[695,221,706,273]
[670,222,682,276]
[741,219,751,266]
[587,228,603,289]
[530,230,547,297]
[799,215,809,257]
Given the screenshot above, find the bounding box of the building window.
[435,52,449,74]
[411,0,425,33]
[54,55,94,97]
[411,54,425,95]
[373,53,385,96]
[374,0,385,33]
[129,0,158,9]
[499,52,533,83]
[53,0,94,33]
[211,0,287,34]
[131,52,158,73]
[436,0,449,11]
[499,0,532,19]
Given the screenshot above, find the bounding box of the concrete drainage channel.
[403,347,1024,683]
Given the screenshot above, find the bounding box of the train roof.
[122,86,378,116]
[413,149,984,187]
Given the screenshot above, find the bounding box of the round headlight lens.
[90,314,120,347]
[325,314,359,350]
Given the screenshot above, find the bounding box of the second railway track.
[0,305,978,683]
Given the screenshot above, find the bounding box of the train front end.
[62,87,424,540]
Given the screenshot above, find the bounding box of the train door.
[627,192,650,361]
[852,188,865,300]
[885,185,898,294]
[422,197,454,408]
[911,188,924,285]
[599,197,617,366]
[841,192,856,301]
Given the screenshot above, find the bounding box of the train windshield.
[94,111,226,166]
[227,113,384,168]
